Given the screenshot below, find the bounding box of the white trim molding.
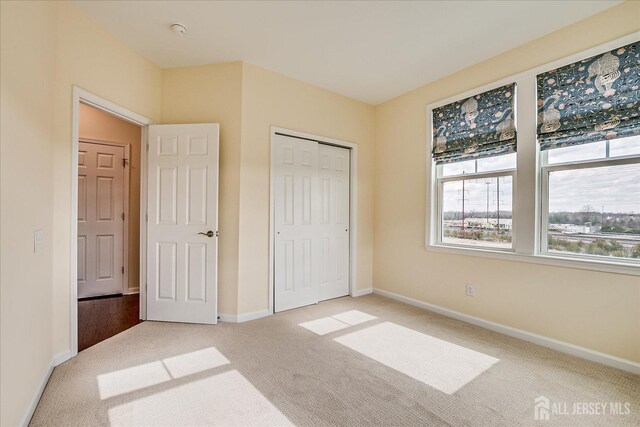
[19,362,53,427]
[70,87,153,360]
[351,288,373,297]
[425,243,640,276]
[53,350,73,366]
[218,309,270,323]
[373,288,640,375]
[19,349,74,426]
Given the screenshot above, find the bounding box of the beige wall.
[79,103,142,293]
[51,1,162,356]
[2,1,639,424]
[161,62,244,315]
[1,2,161,421]
[238,64,376,313]
[1,2,56,425]
[161,62,376,315]
[373,1,640,362]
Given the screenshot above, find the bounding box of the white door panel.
[318,144,350,301]
[147,124,219,324]
[273,135,320,312]
[77,142,125,298]
[273,135,350,312]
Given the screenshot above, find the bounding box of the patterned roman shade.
[537,41,640,151]
[432,83,516,164]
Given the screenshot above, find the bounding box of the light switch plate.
[34,230,44,253]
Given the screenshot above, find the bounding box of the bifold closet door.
[318,144,350,301]
[273,135,320,312]
[273,134,350,312]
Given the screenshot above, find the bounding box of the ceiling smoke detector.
[170,23,187,36]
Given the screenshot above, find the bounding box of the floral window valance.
[537,41,640,151]
[432,83,517,164]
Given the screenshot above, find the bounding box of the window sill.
[425,243,640,276]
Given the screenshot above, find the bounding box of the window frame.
[539,149,640,264]
[435,162,517,252]
[425,32,640,276]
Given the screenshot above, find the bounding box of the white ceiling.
[73,1,620,105]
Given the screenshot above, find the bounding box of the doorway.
[270,128,358,313]
[70,88,221,359]
[77,103,142,351]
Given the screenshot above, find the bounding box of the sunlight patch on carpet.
[299,317,350,335]
[334,322,499,394]
[162,347,230,379]
[299,310,377,335]
[98,361,171,400]
[98,347,230,399]
[108,370,293,426]
[331,310,377,325]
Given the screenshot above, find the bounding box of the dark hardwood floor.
[78,294,141,352]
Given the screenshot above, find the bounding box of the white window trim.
[425,32,640,277]
[540,154,640,262]
[435,166,517,252]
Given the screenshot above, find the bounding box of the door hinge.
[145,213,148,222]
[122,158,128,167]
[146,143,149,152]
[122,212,125,220]
[122,266,125,274]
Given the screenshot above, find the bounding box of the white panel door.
[77,142,125,298]
[147,124,219,324]
[273,134,320,312]
[318,144,350,300]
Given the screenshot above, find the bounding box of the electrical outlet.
[465,283,476,297]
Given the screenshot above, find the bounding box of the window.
[427,37,639,274]
[541,136,640,261]
[438,154,515,249]
[431,82,517,251]
[536,40,639,264]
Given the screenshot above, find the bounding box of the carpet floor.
[30,294,639,426]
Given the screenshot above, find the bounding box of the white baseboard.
[219,309,270,323]
[53,350,73,366]
[124,287,139,295]
[19,359,53,427]
[373,288,640,375]
[20,349,74,426]
[352,288,373,297]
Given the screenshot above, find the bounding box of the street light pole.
[496,178,500,233]
[486,180,491,229]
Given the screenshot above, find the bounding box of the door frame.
[268,126,358,314]
[78,139,131,295]
[70,87,153,357]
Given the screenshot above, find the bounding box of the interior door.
[77,142,125,298]
[147,124,219,324]
[318,144,350,300]
[273,134,320,312]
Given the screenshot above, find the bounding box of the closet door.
[318,144,350,301]
[273,134,320,312]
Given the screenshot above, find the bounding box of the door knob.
[198,230,215,238]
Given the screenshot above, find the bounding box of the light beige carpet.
[30,294,639,426]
